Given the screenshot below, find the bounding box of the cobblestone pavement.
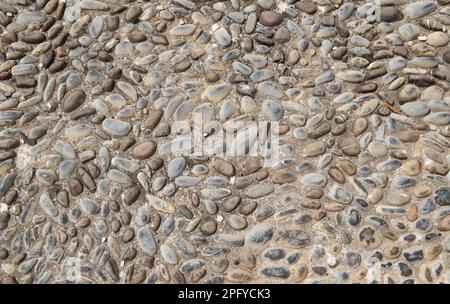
[0,0,450,284]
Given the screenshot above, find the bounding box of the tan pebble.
[205,71,220,83]
[338,136,360,156]
[234,177,252,189]
[226,270,253,282]
[271,171,297,184]
[240,156,261,176]
[403,159,421,176]
[276,124,289,135]
[286,49,300,65]
[424,160,449,175]
[383,242,402,259]
[238,201,257,216]
[325,106,335,120]
[406,204,418,222]
[330,242,342,255]
[339,230,352,245]
[238,251,256,270]
[130,270,147,284]
[191,268,206,283]
[380,227,398,241]
[143,109,163,130]
[301,200,321,209]
[358,152,373,165]
[1,276,18,284]
[190,192,199,208]
[419,264,434,284]
[368,141,387,157]
[414,185,432,198]
[131,141,156,160]
[338,159,357,175]
[305,189,323,199]
[323,202,344,211]
[385,191,411,206]
[427,32,449,47]
[149,158,164,171]
[303,141,326,157]
[331,124,346,136]
[315,210,327,221]
[199,218,217,236]
[213,158,235,177]
[353,267,367,281]
[397,131,420,142]
[437,215,450,231]
[293,263,308,283]
[367,189,383,204]
[328,167,346,184]
[13,253,26,265]
[222,196,241,212]
[425,243,443,261]
[390,150,407,159]
[255,168,268,180]
[352,117,368,136]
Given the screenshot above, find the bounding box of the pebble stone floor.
[0,0,450,285]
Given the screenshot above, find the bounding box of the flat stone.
[262,100,284,121]
[336,70,365,83]
[90,16,104,39]
[160,244,178,264]
[295,1,317,14]
[405,1,436,18]
[62,89,86,113]
[213,158,235,177]
[423,112,450,126]
[102,119,131,136]
[39,192,58,217]
[435,187,450,206]
[146,194,175,213]
[214,28,232,47]
[17,12,46,25]
[11,64,37,76]
[304,141,326,157]
[80,0,109,10]
[427,32,449,47]
[328,185,353,204]
[380,6,404,22]
[199,218,218,236]
[245,223,273,245]
[170,24,196,36]
[259,11,283,27]
[400,102,429,117]
[246,184,274,198]
[338,137,360,156]
[201,188,232,200]
[79,198,99,215]
[301,173,327,188]
[117,82,137,101]
[137,227,157,255]
[167,157,186,180]
[257,81,283,98]
[143,109,164,130]
[131,141,156,160]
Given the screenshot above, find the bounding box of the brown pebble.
[437,215,450,231]
[259,11,283,27]
[425,243,443,261]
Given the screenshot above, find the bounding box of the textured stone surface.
[0,0,449,285]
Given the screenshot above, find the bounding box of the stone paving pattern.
[0,0,450,284]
